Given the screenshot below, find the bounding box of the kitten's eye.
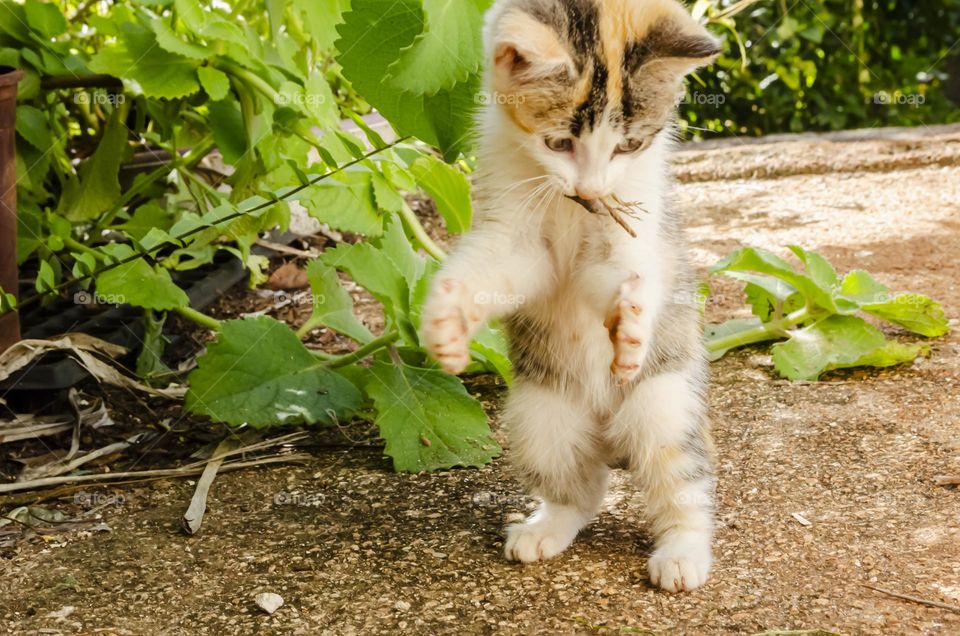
[614,138,646,155]
[545,137,573,153]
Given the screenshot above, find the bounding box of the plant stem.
[173,306,222,331]
[62,236,103,261]
[319,332,400,368]
[705,306,810,354]
[399,202,446,261]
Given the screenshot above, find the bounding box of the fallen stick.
[0,453,311,494]
[934,475,960,486]
[861,583,960,614]
[182,437,239,535]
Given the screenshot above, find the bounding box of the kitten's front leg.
[605,273,654,385]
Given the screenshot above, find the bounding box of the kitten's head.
[484,0,720,199]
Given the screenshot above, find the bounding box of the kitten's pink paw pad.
[606,274,647,385]
[422,278,480,374]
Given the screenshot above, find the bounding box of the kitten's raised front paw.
[647,532,712,592]
[504,516,579,563]
[605,274,648,385]
[422,278,482,374]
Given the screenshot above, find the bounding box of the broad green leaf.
[853,340,927,368]
[386,0,487,94]
[303,172,382,236]
[24,0,66,37]
[57,107,127,222]
[186,316,362,427]
[704,317,765,361]
[336,0,478,159]
[293,0,347,52]
[788,245,838,291]
[95,245,189,311]
[207,98,247,164]
[838,269,888,305]
[174,0,205,33]
[90,23,200,99]
[15,104,51,151]
[375,216,427,295]
[119,202,172,241]
[470,323,513,385]
[771,315,887,380]
[410,154,472,233]
[304,260,374,343]
[322,241,407,318]
[304,73,340,129]
[0,290,16,313]
[370,172,406,213]
[197,66,230,100]
[711,247,835,312]
[151,18,209,59]
[862,293,950,338]
[366,360,500,472]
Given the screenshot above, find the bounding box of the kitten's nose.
[575,186,602,200]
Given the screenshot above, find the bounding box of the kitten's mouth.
[564,194,646,238]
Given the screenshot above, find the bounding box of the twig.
[934,475,960,486]
[182,437,239,535]
[0,432,308,494]
[0,454,312,494]
[861,583,960,614]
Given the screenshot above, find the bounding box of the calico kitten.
[421,0,720,592]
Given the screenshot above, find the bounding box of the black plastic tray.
[1,250,252,392]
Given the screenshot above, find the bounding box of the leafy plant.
[706,246,950,379]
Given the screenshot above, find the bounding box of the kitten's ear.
[633,19,722,77]
[490,9,574,84]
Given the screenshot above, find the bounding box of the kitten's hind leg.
[503,382,608,563]
[609,369,715,592]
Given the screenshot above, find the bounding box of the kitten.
[422,0,720,592]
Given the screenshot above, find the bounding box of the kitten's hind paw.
[647,532,712,592]
[605,274,648,385]
[503,509,583,563]
[422,278,482,375]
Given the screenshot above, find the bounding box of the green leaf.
[24,0,66,37]
[303,172,382,236]
[386,0,486,94]
[303,260,374,343]
[197,66,230,100]
[151,18,209,59]
[119,202,172,241]
[206,98,247,164]
[136,311,173,382]
[35,259,55,294]
[711,247,835,312]
[336,0,478,159]
[862,293,950,338]
[410,154,472,233]
[771,315,888,380]
[15,104,51,151]
[174,0,206,33]
[704,317,764,361]
[366,360,500,472]
[57,106,127,222]
[838,269,888,305]
[470,323,513,385]
[788,245,837,291]
[90,22,200,99]
[95,246,189,311]
[187,316,362,427]
[322,241,407,318]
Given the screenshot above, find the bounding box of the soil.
[2,126,960,635]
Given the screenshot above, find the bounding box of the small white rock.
[255,592,284,615]
[395,600,411,612]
